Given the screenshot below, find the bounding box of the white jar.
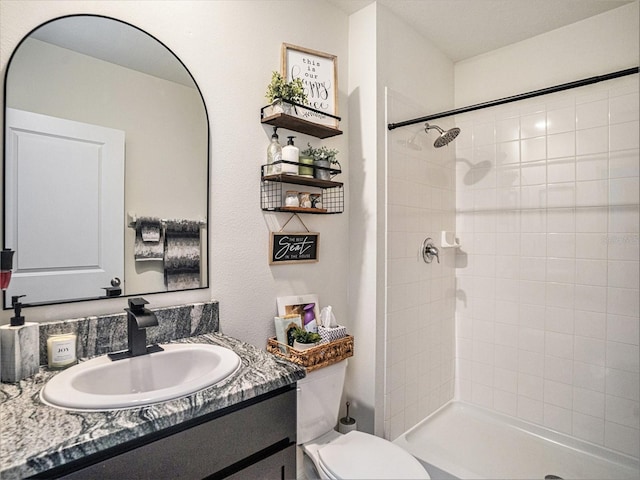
[285,191,300,207]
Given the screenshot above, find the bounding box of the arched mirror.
[3,15,209,308]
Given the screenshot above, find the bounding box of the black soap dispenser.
[9,295,26,326]
[1,294,40,382]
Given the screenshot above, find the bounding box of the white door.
[4,108,125,307]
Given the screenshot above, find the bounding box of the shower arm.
[425,123,445,134]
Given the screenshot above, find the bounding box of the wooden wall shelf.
[261,112,342,139]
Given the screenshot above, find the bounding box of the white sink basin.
[40,343,241,411]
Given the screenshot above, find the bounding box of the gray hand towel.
[164,220,201,289]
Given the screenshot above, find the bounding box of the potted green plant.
[265,71,308,114]
[291,327,321,351]
[301,143,341,180]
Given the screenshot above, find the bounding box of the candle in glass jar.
[47,333,78,369]
[299,192,312,208]
[310,193,322,209]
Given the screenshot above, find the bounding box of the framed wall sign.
[270,232,319,265]
[281,43,338,127]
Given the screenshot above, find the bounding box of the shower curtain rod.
[387,67,639,131]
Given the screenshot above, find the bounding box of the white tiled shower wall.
[385,90,457,440]
[454,75,640,458]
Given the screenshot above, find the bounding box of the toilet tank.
[297,360,347,444]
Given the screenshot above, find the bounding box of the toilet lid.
[317,431,430,479]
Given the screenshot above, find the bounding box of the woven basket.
[267,335,354,372]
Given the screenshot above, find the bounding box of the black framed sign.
[270,232,319,265]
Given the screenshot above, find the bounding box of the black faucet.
[108,298,163,361]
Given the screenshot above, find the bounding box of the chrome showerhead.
[424,122,461,148]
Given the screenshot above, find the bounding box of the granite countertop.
[0,332,305,479]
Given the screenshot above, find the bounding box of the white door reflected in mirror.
[4,108,124,307]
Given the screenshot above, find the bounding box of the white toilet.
[297,360,430,479]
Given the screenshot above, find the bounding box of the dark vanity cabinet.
[37,386,297,480]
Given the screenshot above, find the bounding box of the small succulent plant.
[292,327,321,344]
[301,143,341,168]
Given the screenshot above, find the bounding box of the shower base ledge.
[394,401,639,480]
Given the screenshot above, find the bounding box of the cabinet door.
[224,445,296,480]
[56,387,296,479]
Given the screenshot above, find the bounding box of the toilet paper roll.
[338,417,357,434]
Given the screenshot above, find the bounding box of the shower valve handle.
[422,238,440,264]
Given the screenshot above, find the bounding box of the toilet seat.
[315,431,430,479]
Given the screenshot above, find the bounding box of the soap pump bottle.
[281,136,299,174]
[1,295,40,383]
[266,127,283,175]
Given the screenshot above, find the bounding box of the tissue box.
[318,325,347,343]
